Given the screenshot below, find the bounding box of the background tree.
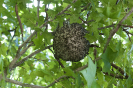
[0,0,133,88]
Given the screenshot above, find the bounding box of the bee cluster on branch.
[53,21,90,62]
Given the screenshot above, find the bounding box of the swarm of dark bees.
[53,21,90,62]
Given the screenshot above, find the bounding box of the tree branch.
[104,72,126,79]
[121,24,133,28]
[37,0,40,19]
[123,28,133,36]
[5,78,44,88]
[12,45,53,69]
[5,75,70,88]
[44,5,48,31]
[9,42,34,69]
[111,63,128,78]
[103,7,133,53]
[15,4,24,42]
[98,24,115,30]
[81,3,91,12]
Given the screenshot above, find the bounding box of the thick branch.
[103,7,133,53]
[9,42,34,69]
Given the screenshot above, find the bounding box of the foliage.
[0,0,133,88]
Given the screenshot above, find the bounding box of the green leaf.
[97,72,104,85]
[110,10,121,19]
[43,0,53,4]
[126,75,132,88]
[0,44,8,56]
[96,8,104,13]
[101,46,118,72]
[81,56,96,88]
[70,14,80,23]
[103,6,112,17]
[0,57,4,71]
[3,58,9,68]
[63,0,72,4]
[35,70,45,77]
[33,33,44,49]
[22,63,30,71]
[91,80,101,88]
[85,34,97,43]
[47,9,57,19]
[47,61,56,69]
[102,46,118,62]
[70,62,82,70]
[0,0,4,5]
[75,73,82,88]
[102,59,111,73]
[43,30,53,45]
[63,67,75,77]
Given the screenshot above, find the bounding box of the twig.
[81,3,91,12]
[98,24,115,30]
[90,44,99,48]
[123,29,132,42]
[80,19,95,25]
[121,24,133,28]
[123,29,133,36]
[37,0,40,19]
[15,4,24,42]
[45,5,48,31]
[103,7,133,53]
[58,0,77,15]
[111,63,128,78]
[2,27,17,34]
[19,42,34,57]
[79,17,88,24]
[123,28,133,42]
[36,0,40,26]
[94,42,97,59]
[104,72,126,79]
[45,75,68,88]
[12,45,53,69]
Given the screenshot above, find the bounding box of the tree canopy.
[0,0,133,88]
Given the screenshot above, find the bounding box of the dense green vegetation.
[0,0,133,88]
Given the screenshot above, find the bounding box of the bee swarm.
[53,22,90,62]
